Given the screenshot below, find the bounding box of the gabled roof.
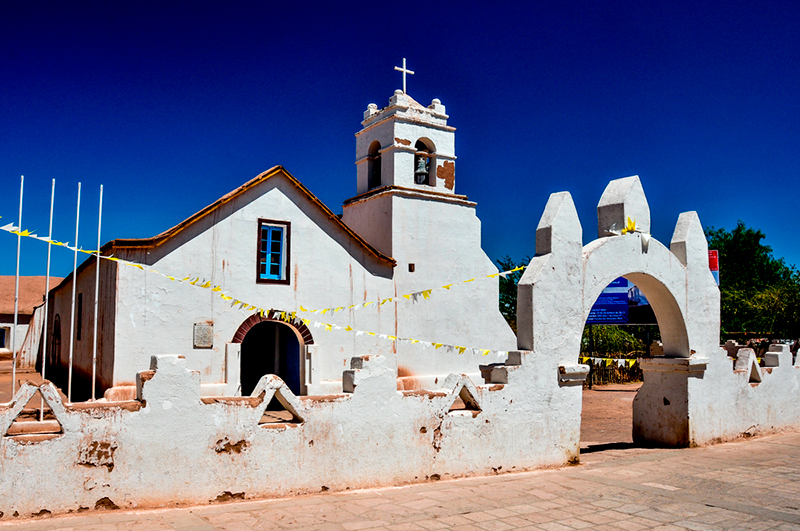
[101,166,395,266]
[0,276,63,316]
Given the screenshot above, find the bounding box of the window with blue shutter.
[257,220,290,284]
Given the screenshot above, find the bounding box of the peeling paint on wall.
[437,161,455,190]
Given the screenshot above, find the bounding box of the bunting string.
[579,356,638,368]
[1,218,524,357]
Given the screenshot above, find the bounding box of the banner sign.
[587,277,629,324]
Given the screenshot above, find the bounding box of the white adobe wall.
[112,174,396,396]
[0,352,582,517]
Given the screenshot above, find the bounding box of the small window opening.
[408,263,415,272]
[77,293,82,341]
[367,140,382,190]
[414,140,433,185]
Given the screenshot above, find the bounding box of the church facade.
[45,89,516,401]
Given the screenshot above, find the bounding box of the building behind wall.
[43,89,516,401]
[0,276,62,362]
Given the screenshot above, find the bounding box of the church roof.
[0,276,63,316]
[102,166,395,266]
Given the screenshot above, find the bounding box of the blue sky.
[1,1,798,279]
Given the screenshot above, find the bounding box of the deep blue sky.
[2,1,799,279]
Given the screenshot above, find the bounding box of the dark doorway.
[240,321,302,397]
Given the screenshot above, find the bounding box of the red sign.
[709,250,719,286]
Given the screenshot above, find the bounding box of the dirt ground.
[1,363,641,450]
[580,381,642,450]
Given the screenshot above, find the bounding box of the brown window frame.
[256,218,291,285]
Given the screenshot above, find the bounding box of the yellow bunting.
[324,324,332,332]
[131,264,144,270]
[434,343,443,349]
[457,347,466,354]
[481,349,490,356]
[367,331,376,336]
[321,309,328,315]
[387,335,397,340]
[463,278,475,283]
[107,257,119,261]
[604,359,612,367]
[380,298,392,305]
[344,326,353,331]
[627,359,636,368]
[190,278,199,285]
[442,284,452,290]
[299,305,308,312]
[364,301,374,307]
[403,294,411,300]
[200,281,211,288]
[301,319,310,325]
[221,295,232,301]
[421,290,432,299]
[336,307,344,313]
[211,286,221,291]
[410,339,419,344]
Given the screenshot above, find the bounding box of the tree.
[706,221,800,338]
[495,255,529,333]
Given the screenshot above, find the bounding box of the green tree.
[706,221,800,337]
[495,255,529,333]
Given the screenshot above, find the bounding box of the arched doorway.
[240,321,301,396]
[233,311,314,397]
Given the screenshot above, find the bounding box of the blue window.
[257,220,290,284]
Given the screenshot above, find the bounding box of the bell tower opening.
[367,140,382,190]
[414,139,434,185]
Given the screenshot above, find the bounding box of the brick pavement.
[2,431,799,530]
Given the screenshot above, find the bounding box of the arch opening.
[240,320,303,397]
[367,140,382,190]
[414,139,435,185]
[580,273,689,451]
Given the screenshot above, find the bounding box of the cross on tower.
[394,58,414,94]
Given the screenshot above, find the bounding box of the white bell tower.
[353,89,456,195]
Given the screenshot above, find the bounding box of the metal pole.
[68,182,81,403]
[11,176,23,397]
[91,185,103,400]
[40,179,55,420]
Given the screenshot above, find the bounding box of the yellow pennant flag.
[433,343,443,349]
[605,358,613,367]
[410,339,419,344]
[336,307,344,313]
[321,308,328,315]
[457,347,466,354]
[403,294,411,300]
[131,264,144,270]
[421,290,432,299]
[442,284,452,290]
[464,278,475,283]
[324,324,332,332]
[200,281,211,288]
[344,326,353,331]
[221,295,233,301]
[299,305,308,312]
[212,286,221,292]
[481,349,491,356]
[487,273,500,278]
[301,319,310,325]
[627,359,636,368]
[387,335,397,340]
[367,331,376,336]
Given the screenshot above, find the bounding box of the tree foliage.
[706,221,800,338]
[496,254,529,333]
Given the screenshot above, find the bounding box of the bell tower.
[353,89,456,195]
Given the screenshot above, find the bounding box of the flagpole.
[11,176,24,397]
[91,185,103,400]
[68,182,81,403]
[40,179,55,420]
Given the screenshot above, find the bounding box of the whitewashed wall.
[0,352,581,517]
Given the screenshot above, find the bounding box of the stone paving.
[2,431,800,530]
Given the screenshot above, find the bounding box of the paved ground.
[2,431,800,530]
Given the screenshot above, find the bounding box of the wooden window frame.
[256,219,291,285]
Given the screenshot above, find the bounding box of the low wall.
[634,345,800,446]
[0,352,583,517]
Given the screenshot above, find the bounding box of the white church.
[46,84,516,401]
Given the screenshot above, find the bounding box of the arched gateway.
[517,176,720,446]
[232,311,314,396]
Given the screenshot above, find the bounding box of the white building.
[46,90,516,401]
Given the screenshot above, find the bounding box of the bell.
[415,156,428,184]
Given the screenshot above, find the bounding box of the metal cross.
[394,58,415,94]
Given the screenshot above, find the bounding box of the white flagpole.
[91,185,103,400]
[68,182,81,403]
[11,176,24,397]
[40,179,55,421]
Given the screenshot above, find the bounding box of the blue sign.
[587,277,629,324]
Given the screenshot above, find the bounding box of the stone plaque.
[193,322,213,349]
